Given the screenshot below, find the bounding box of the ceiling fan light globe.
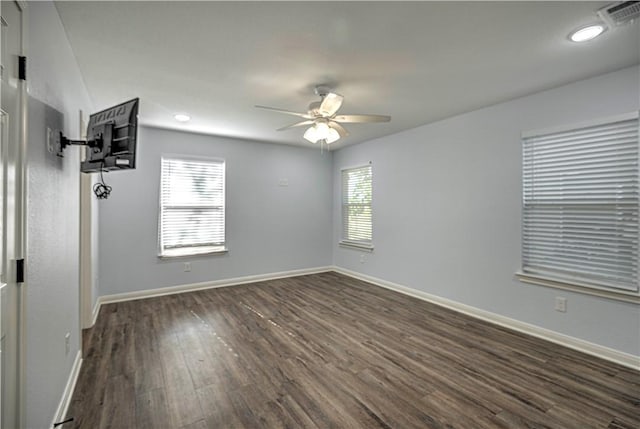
[303,126,320,143]
[326,128,340,144]
[315,121,330,139]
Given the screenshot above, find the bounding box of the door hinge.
[16,259,24,283]
[18,56,26,81]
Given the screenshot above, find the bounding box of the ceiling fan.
[256,86,391,145]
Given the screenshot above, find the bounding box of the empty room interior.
[1,1,639,428]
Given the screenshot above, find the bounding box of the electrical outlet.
[64,332,71,356]
[555,297,567,313]
[183,262,191,272]
[360,254,366,264]
[278,178,289,187]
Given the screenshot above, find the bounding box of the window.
[159,157,226,257]
[341,165,373,250]
[520,113,639,294]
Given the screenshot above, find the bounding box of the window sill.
[339,241,374,252]
[159,247,228,259]
[515,272,639,304]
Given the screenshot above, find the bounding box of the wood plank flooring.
[66,272,640,428]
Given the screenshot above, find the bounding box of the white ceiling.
[54,1,639,149]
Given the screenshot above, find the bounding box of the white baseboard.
[50,351,82,429]
[333,266,640,371]
[90,299,100,327]
[97,266,333,309]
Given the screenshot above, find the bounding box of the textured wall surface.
[333,66,640,356]
[25,2,93,428]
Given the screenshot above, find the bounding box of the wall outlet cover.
[555,297,567,313]
[64,332,71,355]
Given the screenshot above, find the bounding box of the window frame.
[339,163,374,252]
[516,111,640,303]
[158,154,227,258]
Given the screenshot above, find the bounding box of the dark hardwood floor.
[66,272,640,428]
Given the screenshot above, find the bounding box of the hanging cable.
[93,160,112,199]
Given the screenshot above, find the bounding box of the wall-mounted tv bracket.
[53,122,113,158]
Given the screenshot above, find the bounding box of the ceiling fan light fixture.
[303,125,320,143]
[303,121,341,144]
[325,127,340,144]
[257,86,390,146]
[315,121,330,137]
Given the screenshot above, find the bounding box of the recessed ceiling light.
[174,113,191,122]
[569,24,605,42]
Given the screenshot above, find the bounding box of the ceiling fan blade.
[255,105,313,119]
[277,120,315,131]
[318,92,344,117]
[329,121,349,138]
[333,114,391,123]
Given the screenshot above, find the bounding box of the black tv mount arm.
[56,122,113,158]
[58,133,102,150]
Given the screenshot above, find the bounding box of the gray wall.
[98,127,333,296]
[26,2,93,428]
[332,66,640,357]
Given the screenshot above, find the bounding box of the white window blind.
[341,165,373,247]
[159,157,225,257]
[522,114,639,292]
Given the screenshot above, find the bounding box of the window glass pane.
[342,165,372,244]
[160,157,225,256]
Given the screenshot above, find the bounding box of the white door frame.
[0,109,7,429]
[17,2,27,426]
[15,1,27,426]
[0,1,28,427]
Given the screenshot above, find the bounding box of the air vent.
[597,1,640,26]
